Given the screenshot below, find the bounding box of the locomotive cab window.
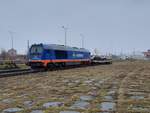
[55,50,68,59]
[30,46,43,54]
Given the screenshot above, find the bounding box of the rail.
[0,68,43,78]
[0,61,112,78]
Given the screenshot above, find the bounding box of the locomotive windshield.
[30,46,43,54]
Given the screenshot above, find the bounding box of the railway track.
[0,62,112,78]
[0,68,44,78]
[0,68,30,74]
[0,66,88,78]
[0,66,86,78]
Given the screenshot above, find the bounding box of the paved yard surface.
[0,61,150,113]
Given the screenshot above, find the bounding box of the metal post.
[11,37,13,49]
[80,34,84,48]
[27,40,30,60]
[27,40,30,51]
[8,30,15,61]
[65,29,67,46]
[62,26,68,46]
[8,31,14,49]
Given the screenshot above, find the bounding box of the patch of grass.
[28,95,37,100]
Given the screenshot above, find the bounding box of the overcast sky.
[0,0,150,54]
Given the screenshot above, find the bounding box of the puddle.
[84,79,95,84]
[111,86,118,90]
[100,102,116,111]
[130,95,144,100]
[43,102,64,108]
[17,94,28,98]
[70,101,90,110]
[107,90,116,95]
[80,95,94,101]
[23,100,33,108]
[30,110,44,113]
[94,83,100,87]
[2,108,24,113]
[88,91,98,97]
[60,111,80,113]
[104,96,114,101]
[98,112,110,113]
[99,80,104,84]
[68,83,74,86]
[74,80,81,84]
[63,80,70,83]
[1,98,14,104]
[91,86,97,90]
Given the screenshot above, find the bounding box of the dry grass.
[0,61,150,113]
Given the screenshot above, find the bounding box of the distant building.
[15,54,27,63]
[8,48,17,57]
[143,50,150,58]
[131,51,145,60]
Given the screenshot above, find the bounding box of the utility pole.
[62,26,68,46]
[80,34,84,48]
[27,40,30,51]
[8,30,15,61]
[8,31,14,49]
[27,40,30,60]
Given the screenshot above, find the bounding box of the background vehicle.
[91,55,112,64]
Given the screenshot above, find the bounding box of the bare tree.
[0,49,8,60]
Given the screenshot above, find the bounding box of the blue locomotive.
[27,44,91,68]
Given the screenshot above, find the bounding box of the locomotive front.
[27,44,45,68]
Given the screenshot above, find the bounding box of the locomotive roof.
[33,44,90,52]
